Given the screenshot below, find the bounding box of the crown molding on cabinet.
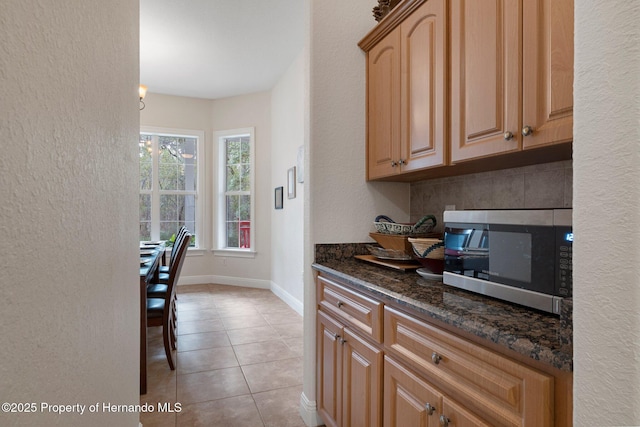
[359,0,428,51]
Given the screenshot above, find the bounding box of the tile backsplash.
[410,160,572,233]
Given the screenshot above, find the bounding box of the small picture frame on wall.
[275,187,283,209]
[287,167,296,199]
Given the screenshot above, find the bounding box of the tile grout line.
[144,284,304,426]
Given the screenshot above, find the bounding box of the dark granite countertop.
[312,250,573,372]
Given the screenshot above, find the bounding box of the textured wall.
[141,91,273,286]
[308,0,410,246]
[271,51,306,310]
[574,1,640,425]
[410,160,573,232]
[210,92,273,283]
[0,1,140,426]
[303,0,410,424]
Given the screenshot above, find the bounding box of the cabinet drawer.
[317,275,383,343]
[384,306,553,427]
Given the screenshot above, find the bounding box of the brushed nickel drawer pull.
[431,352,442,365]
[425,402,436,415]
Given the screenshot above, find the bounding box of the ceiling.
[140,0,305,100]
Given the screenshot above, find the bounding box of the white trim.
[164,247,206,257]
[177,275,270,289]
[139,126,205,247]
[270,281,304,316]
[214,127,256,252]
[299,392,324,427]
[185,248,205,256]
[178,277,304,315]
[212,249,256,259]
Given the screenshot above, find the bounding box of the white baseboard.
[178,276,304,316]
[299,392,324,427]
[177,274,270,289]
[270,281,304,316]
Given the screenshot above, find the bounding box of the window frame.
[213,127,256,257]
[139,126,204,249]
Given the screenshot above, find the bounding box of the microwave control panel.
[556,228,573,296]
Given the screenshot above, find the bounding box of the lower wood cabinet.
[316,272,569,427]
[386,354,495,427]
[384,306,553,426]
[384,355,445,427]
[317,310,383,427]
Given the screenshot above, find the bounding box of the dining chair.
[159,226,187,272]
[147,227,189,296]
[146,231,191,370]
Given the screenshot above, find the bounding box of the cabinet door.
[385,306,553,426]
[450,0,522,162]
[384,356,443,427]
[317,310,343,427]
[399,0,447,172]
[522,0,574,149]
[367,27,401,180]
[441,398,493,427]
[342,328,383,427]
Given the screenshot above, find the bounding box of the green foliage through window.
[139,132,199,245]
[221,135,252,249]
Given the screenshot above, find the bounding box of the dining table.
[138,240,166,395]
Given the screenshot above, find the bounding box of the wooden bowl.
[369,232,413,255]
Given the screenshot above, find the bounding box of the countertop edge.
[313,261,573,372]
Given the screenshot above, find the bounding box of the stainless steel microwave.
[443,209,572,314]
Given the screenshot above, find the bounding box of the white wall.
[0,1,140,426]
[210,92,273,286]
[307,4,410,245]
[140,91,273,289]
[574,1,640,425]
[300,0,412,424]
[271,51,306,312]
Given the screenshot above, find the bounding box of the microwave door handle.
[468,229,484,249]
[480,230,489,248]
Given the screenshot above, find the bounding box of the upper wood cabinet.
[361,0,574,180]
[367,27,402,179]
[363,0,447,180]
[522,0,574,150]
[450,0,574,162]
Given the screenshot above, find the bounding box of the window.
[139,127,203,247]
[215,128,255,253]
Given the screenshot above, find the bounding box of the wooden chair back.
[168,226,188,267]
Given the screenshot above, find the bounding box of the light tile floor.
[140,284,307,427]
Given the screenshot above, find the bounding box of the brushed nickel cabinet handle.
[439,415,450,426]
[522,125,534,136]
[425,402,436,415]
[431,352,442,365]
[504,131,514,140]
[336,301,343,308]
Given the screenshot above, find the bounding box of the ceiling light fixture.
[139,84,148,110]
